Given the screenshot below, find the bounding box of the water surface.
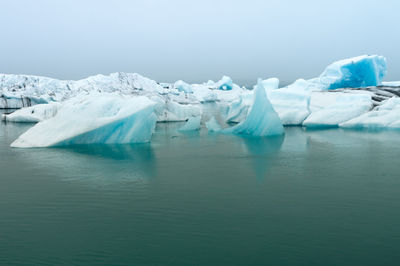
[1,113,400,265]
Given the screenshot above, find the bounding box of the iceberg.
[215,76,233,91]
[11,94,157,148]
[178,116,202,131]
[340,97,400,129]
[2,102,62,123]
[303,92,372,127]
[280,55,387,92]
[173,80,193,93]
[224,79,284,136]
[319,55,387,90]
[152,96,201,122]
[225,92,253,123]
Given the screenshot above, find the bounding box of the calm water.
[1,111,400,265]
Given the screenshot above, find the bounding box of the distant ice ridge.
[0,72,163,105]
[11,94,157,148]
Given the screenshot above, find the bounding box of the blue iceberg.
[11,94,157,148]
[215,76,233,91]
[319,55,387,90]
[224,79,284,136]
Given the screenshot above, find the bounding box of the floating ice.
[2,102,61,123]
[303,92,372,127]
[178,116,202,131]
[224,79,284,136]
[173,80,193,93]
[215,76,233,90]
[11,94,157,148]
[319,55,387,90]
[340,97,400,129]
[151,96,202,122]
[225,93,253,123]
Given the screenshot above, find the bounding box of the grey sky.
[0,0,399,86]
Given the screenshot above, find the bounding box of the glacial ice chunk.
[173,80,193,93]
[2,102,62,123]
[11,94,157,148]
[215,76,233,90]
[340,97,400,129]
[151,96,202,122]
[224,79,284,136]
[178,116,202,131]
[303,92,372,127]
[319,55,387,90]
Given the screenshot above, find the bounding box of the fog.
[1,0,399,86]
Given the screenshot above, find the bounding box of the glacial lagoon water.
[2,111,400,265]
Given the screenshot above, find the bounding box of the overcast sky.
[0,0,399,85]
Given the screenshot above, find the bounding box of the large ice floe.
[11,94,157,147]
[3,54,400,148]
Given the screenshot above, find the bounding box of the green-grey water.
[1,111,400,265]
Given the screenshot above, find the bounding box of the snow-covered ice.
[11,94,157,148]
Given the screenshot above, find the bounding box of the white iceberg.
[178,116,202,131]
[11,94,157,148]
[224,79,284,136]
[303,92,372,127]
[2,102,62,123]
[340,97,400,129]
[173,80,193,93]
[151,96,202,122]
